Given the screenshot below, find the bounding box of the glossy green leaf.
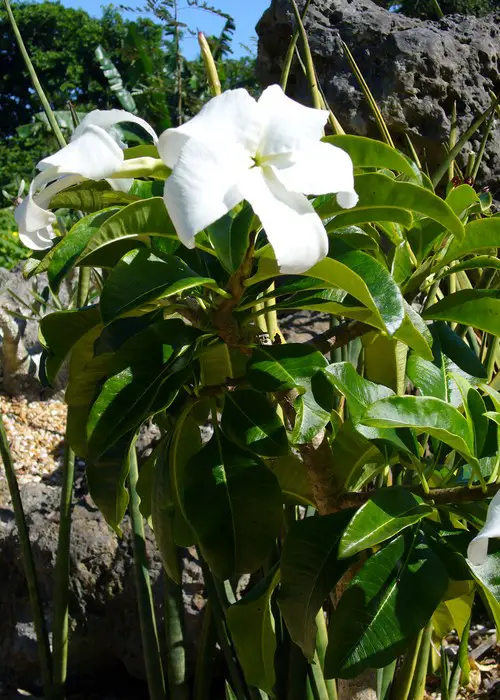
[468,551,500,631]
[100,248,217,323]
[50,180,139,212]
[199,343,248,387]
[227,565,280,695]
[278,511,354,660]
[330,420,385,492]
[291,371,335,445]
[325,535,449,679]
[362,395,475,456]
[436,255,500,281]
[40,306,101,384]
[86,437,131,535]
[327,206,413,231]
[362,332,408,395]
[317,174,464,240]
[445,184,479,216]
[440,217,500,266]
[265,454,315,507]
[323,135,421,181]
[246,344,327,392]
[78,197,177,260]
[47,208,119,293]
[221,388,288,457]
[339,487,434,558]
[183,433,282,579]
[423,290,500,337]
[207,205,253,274]
[325,362,394,423]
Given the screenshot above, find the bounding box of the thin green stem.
[409,620,433,700]
[164,567,188,699]
[193,600,216,700]
[315,610,337,700]
[76,267,91,309]
[307,652,330,700]
[3,0,66,149]
[129,447,167,700]
[51,444,75,699]
[392,629,424,700]
[280,0,312,91]
[0,417,54,698]
[289,0,322,110]
[486,335,499,382]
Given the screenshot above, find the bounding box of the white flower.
[16,109,158,250]
[158,85,358,275]
[467,489,500,565]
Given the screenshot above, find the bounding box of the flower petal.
[37,125,124,180]
[107,178,134,193]
[163,136,250,248]
[257,84,328,157]
[269,142,358,207]
[158,89,261,168]
[15,171,83,250]
[238,167,329,275]
[72,109,158,145]
[467,489,500,565]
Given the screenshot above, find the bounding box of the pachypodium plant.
[10,40,500,700]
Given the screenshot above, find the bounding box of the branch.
[337,483,500,511]
[308,321,371,354]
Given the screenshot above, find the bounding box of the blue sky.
[46,0,270,58]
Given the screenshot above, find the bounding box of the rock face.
[0,477,205,698]
[256,0,500,189]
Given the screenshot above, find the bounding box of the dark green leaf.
[246,344,327,392]
[208,205,253,274]
[86,437,131,535]
[291,371,335,444]
[265,454,314,507]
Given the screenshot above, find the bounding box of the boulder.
[256,0,500,189]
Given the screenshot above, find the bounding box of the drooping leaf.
[440,217,500,267]
[323,135,421,181]
[325,534,448,679]
[278,511,355,660]
[227,565,280,695]
[221,388,288,457]
[291,371,335,444]
[183,433,282,579]
[423,290,500,337]
[246,344,327,392]
[339,487,434,559]
[265,454,315,507]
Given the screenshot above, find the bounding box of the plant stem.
[129,447,167,700]
[3,0,66,149]
[410,620,433,700]
[164,567,188,699]
[76,267,90,309]
[0,417,54,698]
[315,610,337,700]
[51,443,75,699]
[193,600,216,700]
[289,0,322,110]
[486,335,499,382]
[280,0,312,90]
[392,629,424,700]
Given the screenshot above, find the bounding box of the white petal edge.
[268,142,357,202]
[16,171,84,250]
[37,125,124,180]
[238,167,329,275]
[467,489,500,565]
[72,109,158,145]
[163,136,250,248]
[158,89,262,169]
[257,84,328,157]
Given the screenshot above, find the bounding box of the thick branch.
[308,320,371,354]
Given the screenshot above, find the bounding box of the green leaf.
[265,454,314,507]
[325,362,394,424]
[445,184,479,216]
[50,180,139,212]
[40,306,101,384]
[317,174,464,240]
[327,206,413,231]
[221,388,288,457]
[199,343,248,386]
[207,205,253,274]
[362,332,408,395]
[436,255,500,281]
[227,565,280,695]
[325,535,449,679]
[339,487,434,558]
[423,290,500,337]
[278,511,354,660]
[330,420,385,492]
[184,433,282,579]
[440,217,500,267]
[47,208,119,292]
[86,437,131,535]
[78,197,177,260]
[151,437,182,583]
[323,135,421,181]
[291,371,335,444]
[246,344,327,392]
[100,248,218,323]
[468,551,500,631]
[362,395,475,457]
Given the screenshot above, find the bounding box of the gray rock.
[0,478,205,697]
[256,0,500,190]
